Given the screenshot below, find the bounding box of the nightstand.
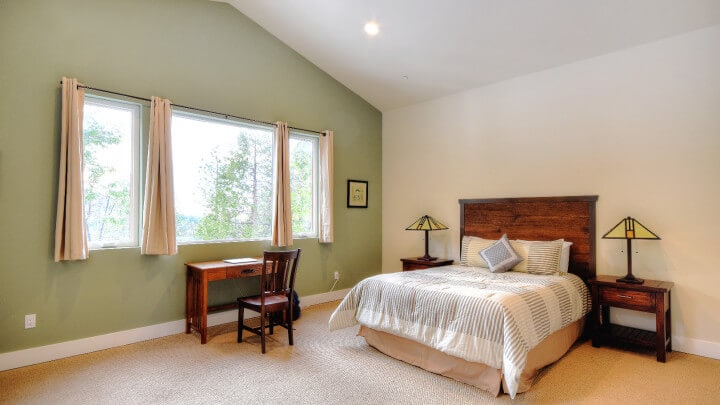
[589,275,673,362]
[401,257,453,271]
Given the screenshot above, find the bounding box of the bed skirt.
[358,318,583,396]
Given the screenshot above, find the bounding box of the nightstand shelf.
[609,324,658,347]
[589,275,673,362]
[401,257,453,271]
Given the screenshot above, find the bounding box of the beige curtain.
[272,121,292,246]
[54,77,89,261]
[141,96,177,255]
[319,130,334,243]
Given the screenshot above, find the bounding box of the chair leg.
[237,306,244,343]
[259,308,266,354]
[288,305,294,346]
[269,312,274,335]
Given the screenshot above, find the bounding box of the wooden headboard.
[459,196,598,283]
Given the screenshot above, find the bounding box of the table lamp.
[602,216,660,284]
[405,215,448,261]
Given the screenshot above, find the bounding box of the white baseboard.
[299,288,349,307]
[0,289,349,372]
[10,286,714,372]
[672,336,720,360]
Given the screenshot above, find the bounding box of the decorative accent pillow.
[480,234,523,273]
[460,235,496,267]
[513,239,564,275]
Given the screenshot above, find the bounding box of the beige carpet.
[2,301,719,404]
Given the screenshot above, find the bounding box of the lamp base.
[616,275,644,284]
[417,256,438,262]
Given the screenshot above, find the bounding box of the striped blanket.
[328,265,590,398]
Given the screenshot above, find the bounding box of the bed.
[329,196,598,397]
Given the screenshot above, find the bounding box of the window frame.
[83,94,142,249]
[288,130,320,239]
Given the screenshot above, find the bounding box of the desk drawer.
[227,264,262,278]
[206,269,227,281]
[600,287,654,311]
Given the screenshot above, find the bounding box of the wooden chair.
[237,249,301,353]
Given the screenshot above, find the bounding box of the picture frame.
[347,179,368,208]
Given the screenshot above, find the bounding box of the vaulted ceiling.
[219,0,720,112]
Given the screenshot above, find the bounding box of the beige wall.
[382,26,720,358]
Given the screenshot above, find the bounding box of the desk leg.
[200,273,208,344]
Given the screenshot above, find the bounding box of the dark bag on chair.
[270,290,300,324]
[292,290,301,320]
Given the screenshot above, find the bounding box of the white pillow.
[559,241,572,273]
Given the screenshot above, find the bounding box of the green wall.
[0,0,382,353]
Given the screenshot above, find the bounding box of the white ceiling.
[219,0,720,112]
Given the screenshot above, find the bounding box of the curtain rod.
[60,81,325,136]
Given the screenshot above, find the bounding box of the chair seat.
[238,293,288,310]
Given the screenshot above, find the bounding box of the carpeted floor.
[1,301,719,404]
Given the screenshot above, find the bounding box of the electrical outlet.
[333,271,340,280]
[25,314,36,329]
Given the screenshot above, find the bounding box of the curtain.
[141,96,177,255]
[319,130,334,243]
[54,77,89,261]
[272,121,292,246]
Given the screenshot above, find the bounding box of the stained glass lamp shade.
[405,215,449,261]
[602,217,661,284]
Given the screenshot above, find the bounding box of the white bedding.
[328,265,590,397]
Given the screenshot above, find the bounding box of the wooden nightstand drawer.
[400,258,453,271]
[404,262,431,271]
[600,287,655,311]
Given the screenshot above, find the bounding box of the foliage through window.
[82,96,140,248]
[172,113,319,243]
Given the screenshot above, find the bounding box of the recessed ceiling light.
[364,21,379,36]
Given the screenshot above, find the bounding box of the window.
[289,132,318,237]
[81,94,320,247]
[82,96,140,248]
[172,113,320,243]
[172,113,275,242]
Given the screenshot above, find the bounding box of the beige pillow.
[512,239,564,275]
[510,241,530,272]
[460,235,496,267]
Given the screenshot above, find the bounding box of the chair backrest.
[260,249,301,300]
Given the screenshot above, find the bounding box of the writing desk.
[186,259,262,344]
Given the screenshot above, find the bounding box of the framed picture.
[347,179,368,208]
